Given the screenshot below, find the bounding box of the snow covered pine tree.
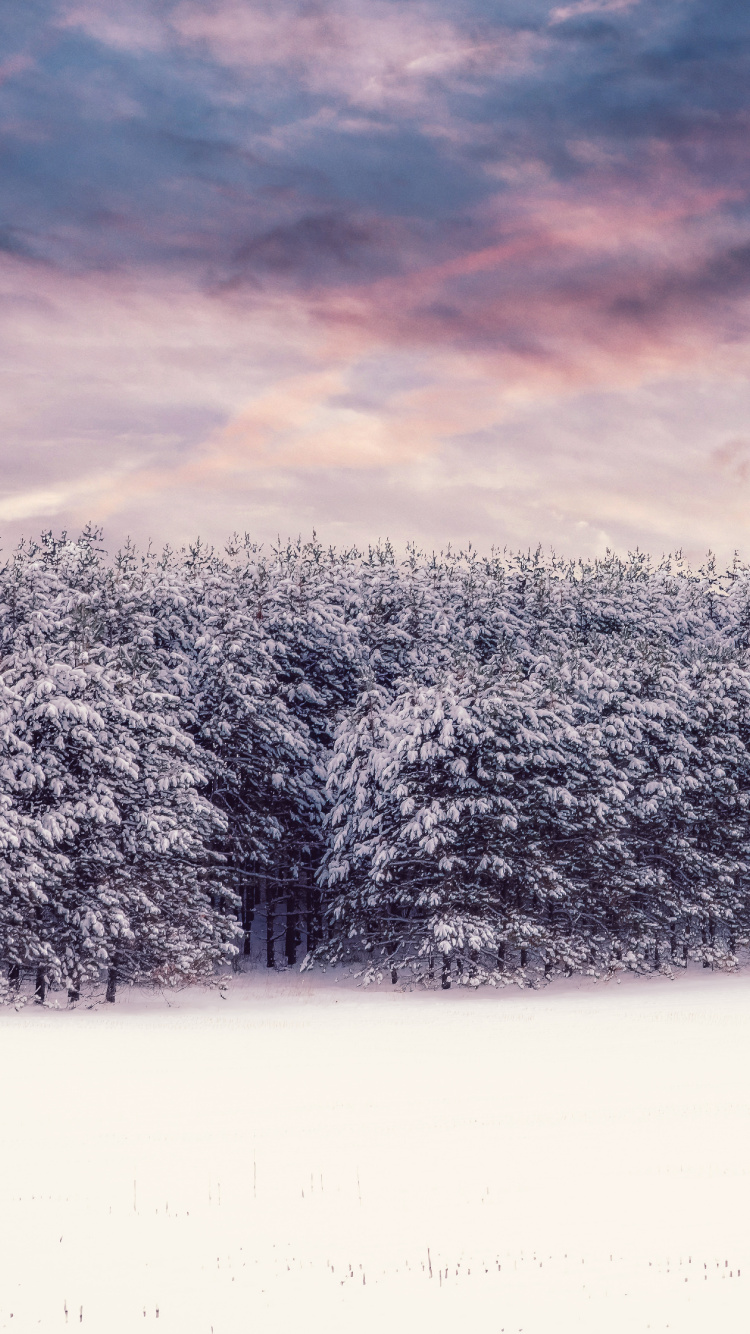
[0,531,238,1002]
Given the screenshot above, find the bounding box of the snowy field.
[1,968,749,1334]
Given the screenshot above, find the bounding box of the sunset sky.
[2,0,750,559]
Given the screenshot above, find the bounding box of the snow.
[1,967,749,1333]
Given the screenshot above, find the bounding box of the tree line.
[1,528,749,1001]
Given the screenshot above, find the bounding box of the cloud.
[711,437,750,483]
[3,246,750,569]
[0,55,36,85]
[0,471,128,523]
[549,1,640,23]
[223,212,382,288]
[57,2,168,52]
[170,0,537,110]
[2,0,750,560]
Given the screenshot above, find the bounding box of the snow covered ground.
[1,967,749,1334]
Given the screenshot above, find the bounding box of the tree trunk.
[242,882,253,956]
[441,958,451,990]
[34,968,46,1004]
[520,947,528,968]
[8,963,20,991]
[305,877,318,953]
[106,966,118,1003]
[387,939,398,984]
[265,876,275,969]
[285,895,300,966]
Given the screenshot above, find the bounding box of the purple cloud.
[1,0,750,560]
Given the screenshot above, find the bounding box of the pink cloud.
[170,0,541,111]
[57,3,168,52]
[284,154,750,408]
[0,54,35,85]
[549,0,641,24]
[5,258,750,566]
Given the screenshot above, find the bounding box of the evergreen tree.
[0,532,238,1000]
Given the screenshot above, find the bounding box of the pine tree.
[0,531,238,1000]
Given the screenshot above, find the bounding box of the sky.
[2,0,750,561]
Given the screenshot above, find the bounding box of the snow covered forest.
[3,526,750,1003]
